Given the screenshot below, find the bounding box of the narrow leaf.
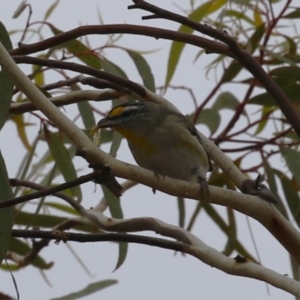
[0,151,13,265]
[0,22,14,131]
[212,92,240,111]
[9,238,53,270]
[276,170,300,227]
[45,129,82,201]
[177,197,185,228]
[165,0,226,87]
[194,108,220,134]
[127,50,155,92]
[50,279,117,300]
[280,146,300,188]
[102,186,127,270]
[48,24,102,69]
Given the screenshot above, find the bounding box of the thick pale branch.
[1,42,300,266]
[10,89,125,114]
[11,226,300,297]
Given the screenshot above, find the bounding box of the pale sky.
[0,1,296,299]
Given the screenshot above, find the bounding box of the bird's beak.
[96,117,115,128]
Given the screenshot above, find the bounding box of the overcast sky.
[0,1,297,299]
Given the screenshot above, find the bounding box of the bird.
[96,101,213,193]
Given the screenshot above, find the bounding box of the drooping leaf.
[0,151,13,265]
[202,202,256,261]
[220,23,265,83]
[8,238,53,270]
[127,50,155,92]
[194,108,220,134]
[212,92,240,111]
[0,22,14,131]
[280,146,300,188]
[44,0,59,20]
[114,242,128,271]
[10,114,32,151]
[262,47,296,65]
[276,170,300,227]
[71,84,96,130]
[109,131,123,158]
[249,81,300,106]
[254,107,272,135]
[269,66,300,81]
[101,58,127,78]
[48,24,102,69]
[225,10,255,26]
[14,211,99,233]
[44,202,79,215]
[44,128,82,201]
[177,196,185,228]
[101,186,127,270]
[77,101,96,130]
[165,0,226,87]
[50,279,117,300]
[283,8,300,19]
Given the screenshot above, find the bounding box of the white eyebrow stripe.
[123,105,142,112]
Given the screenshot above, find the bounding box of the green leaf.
[225,10,255,26]
[0,22,14,131]
[50,279,117,300]
[186,202,203,231]
[127,50,155,92]
[14,134,40,196]
[101,58,127,78]
[246,23,265,53]
[102,186,127,270]
[15,211,99,233]
[77,101,96,129]
[212,92,240,111]
[0,151,13,265]
[249,81,300,106]
[290,255,300,281]
[48,24,102,69]
[70,84,96,130]
[220,23,265,83]
[44,0,59,20]
[269,66,300,81]
[177,197,185,228]
[114,242,128,271]
[194,108,220,134]
[110,131,123,158]
[44,129,82,201]
[283,8,300,19]
[165,0,226,87]
[263,160,280,200]
[276,170,300,227]
[8,238,53,270]
[254,107,272,135]
[280,146,300,188]
[220,61,242,83]
[11,114,32,151]
[202,202,256,261]
[102,186,123,219]
[44,202,79,215]
[262,47,297,65]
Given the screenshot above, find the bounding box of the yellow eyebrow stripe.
[108,106,125,118]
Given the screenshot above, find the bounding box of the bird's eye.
[121,110,134,118]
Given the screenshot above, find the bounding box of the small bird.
[96,101,212,192]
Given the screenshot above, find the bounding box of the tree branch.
[11,228,300,297]
[129,0,300,139]
[1,41,300,267]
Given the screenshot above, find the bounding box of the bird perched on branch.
[96,101,213,193]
